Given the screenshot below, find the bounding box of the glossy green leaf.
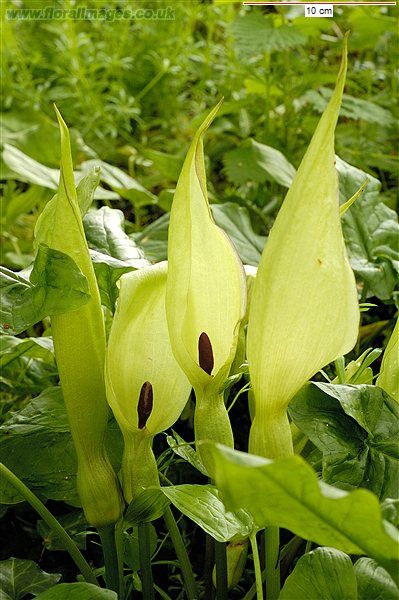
[279,547,357,600]
[0,335,54,369]
[2,184,52,227]
[2,144,117,200]
[355,558,399,600]
[0,244,90,335]
[0,335,56,395]
[0,558,60,600]
[223,139,296,188]
[89,253,135,311]
[381,499,399,528]
[207,442,399,578]
[37,511,87,551]
[377,319,399,402]
[337,156,399,300]
[141,148,183,182]
[166,430,208,477]
[247,38,359,458]
[0,386,123,506]
[289,382,399,499]
[83,206,149,309]
[84,207,148,267]
[0,110,82,168]
[35,583,117,600]
[211,203,265,267]
[132,213,169,263]
[162,484,253,542]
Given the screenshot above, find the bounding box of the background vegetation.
[1,0,398,597]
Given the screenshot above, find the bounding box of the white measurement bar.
[243,2,397,5]
[305,3,334,15]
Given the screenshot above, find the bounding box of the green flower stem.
[249,412,294,600]
[121,430,159,503]
[242,569,266,600]
[0,463,98,586]
[214,540,228,600]
[138,521,155,600]
[249,410,293,460]
[204,534,215,600]
[98,524,120,595]
[249,534,264,600]
[194,387,234,475]
[265,527,280,600]
[163,507,198,599]
[115,518,125,596]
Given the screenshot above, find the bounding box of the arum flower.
[35,109,123,527]
[377,318,398,402]
[106,262,191,502]
[247,36,359,459]
[166,101,247,473]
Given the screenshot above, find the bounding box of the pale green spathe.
[377,318,398,402]
[165,102,247,473]
[247,37,359,458]
[35,108,123,526]
[166,100,247,390]
[106,262,191,436]
[106,262,192,501]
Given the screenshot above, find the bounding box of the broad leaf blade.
[162,484,253,542]
[223,139,296,188]
[354,558,399,600]
[84,207,148,267]
[279,547,357,600]
[0,387,123,505]
[0,558,60,600]
[166,431,208,476]
[289,382,399,499]
[35,583,117,599]
[211,203,265,267]
[232,14,305,56]
[0,245,90,335]
[337,156,399,300]
[207,442,399,577]
[83,206,149,309]
[2,144,117,200]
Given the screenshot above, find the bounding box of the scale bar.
[243,2,397,5]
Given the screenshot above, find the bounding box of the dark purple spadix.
[198,332,214,375]
[137,381,153,429]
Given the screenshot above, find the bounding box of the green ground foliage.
[0,1,398,598]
